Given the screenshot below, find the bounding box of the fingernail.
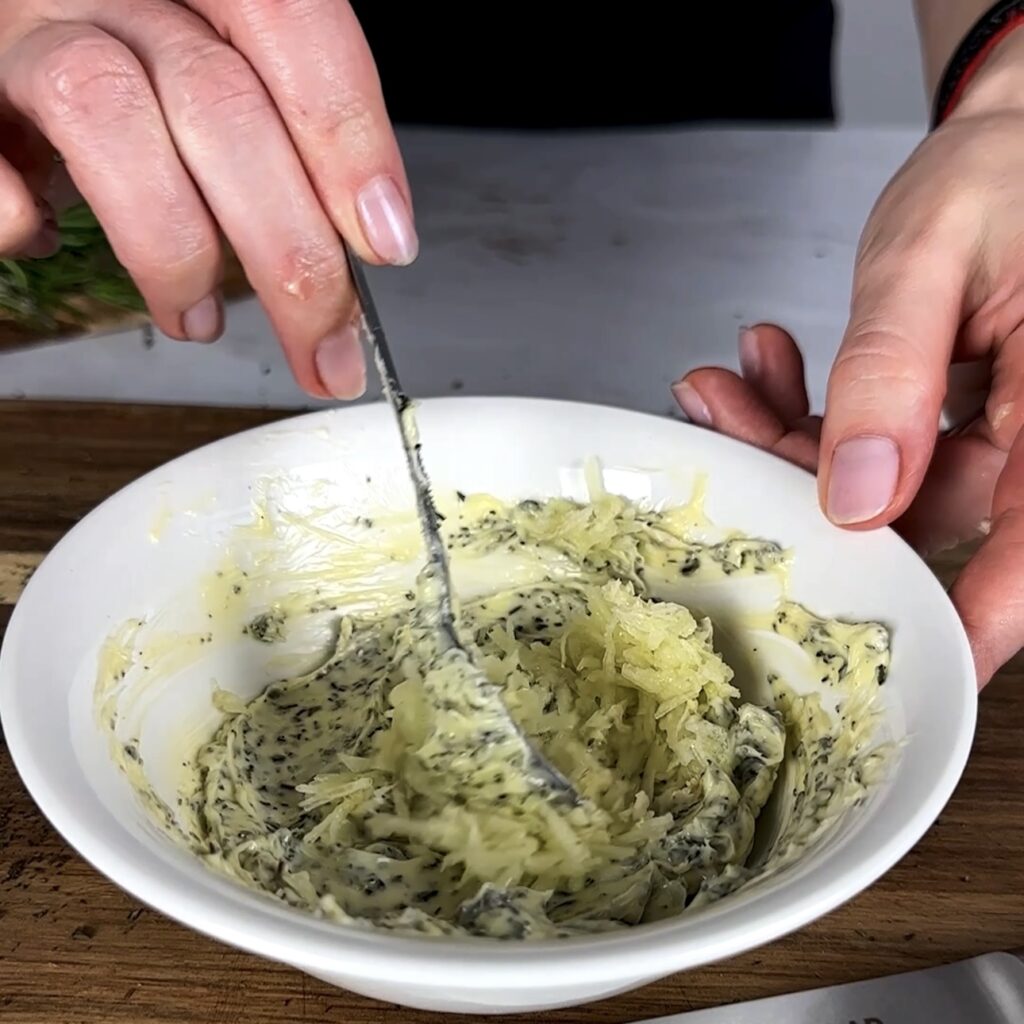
[182,293,223,343]
[316,323,366,399]
[19,223,60,260]
[671,381,712,426]
[827,436,900,525]
[356,176,418,266]
[739,325,760,377]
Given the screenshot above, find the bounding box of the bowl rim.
[0,396,978,988]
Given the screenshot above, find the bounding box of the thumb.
[819,236,967,528]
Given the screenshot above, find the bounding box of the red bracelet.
[933,1,1024,127]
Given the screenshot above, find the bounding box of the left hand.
[672,35,1024,689]
[674,323,1015,689]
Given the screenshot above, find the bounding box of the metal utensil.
[633,952,1024,1024]
[343,244,578,803]
[940,357,992,437]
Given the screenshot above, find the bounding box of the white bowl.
[0,398,976,1015]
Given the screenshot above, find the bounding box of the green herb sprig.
[0,203,146,333]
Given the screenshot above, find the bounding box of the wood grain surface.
[0,399,1021,1024]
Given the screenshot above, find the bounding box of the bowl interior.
[0,397,976,986]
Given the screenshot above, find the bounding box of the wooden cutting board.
[1,398,1022,1024]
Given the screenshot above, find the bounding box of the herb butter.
[99,490,891,939]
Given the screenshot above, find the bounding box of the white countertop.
[0,126,922,416]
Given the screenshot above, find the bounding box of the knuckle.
[225,0,377,143]
[97,205,219,285]
[120,213,221,276]
[34,31,150,125]
[304,86,374,145]
[133,236,221,283]
[172,42,271,133]
[830,333,933,408]
[275,239,347,303]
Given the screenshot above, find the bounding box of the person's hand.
[674,318,1015,689]
[672,31,1024,690]
[0,1,414,399]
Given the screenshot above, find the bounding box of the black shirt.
[351,1,836,128]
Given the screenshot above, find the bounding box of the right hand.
[0,1,415,399]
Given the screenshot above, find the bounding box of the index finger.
[820,229,968,527]
[187,0,417,267]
